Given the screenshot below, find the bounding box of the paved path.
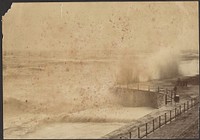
[146,105,199,139]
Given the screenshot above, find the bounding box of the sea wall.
[112,88,165,108]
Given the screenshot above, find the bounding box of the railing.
[116,84,175,105]
[116,84,172,94]
[118,96,199,139]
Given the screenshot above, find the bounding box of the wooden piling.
[175,108,177,118]
[138,127,140,138]
[146,123,148,136]
[159,116,161,127]
[153,119,154,132]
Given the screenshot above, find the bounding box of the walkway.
[146,105,199,139]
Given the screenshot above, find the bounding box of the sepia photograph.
[1,1,199,139]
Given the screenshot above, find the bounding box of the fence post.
[175,108,177,118]
[170,110,171,121]
[192,99,195,106]
[159,116,161,127]
[179,105,181,114]
[165,113,167,124]
[146,123,148,136]
[138,127,140,138]
[165,94,167,105]
[187,101,189,110]
[171,91,172,103]
[184,103,186,112]
[129,132,131,139]
[153,119,154,132]
[191,99,193,107]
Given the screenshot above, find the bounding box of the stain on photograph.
[2,1,199,139]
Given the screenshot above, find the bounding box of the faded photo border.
[0,0,199,139]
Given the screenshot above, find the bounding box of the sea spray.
[115,47,181,84]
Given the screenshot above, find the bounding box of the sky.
[2,2,199,53]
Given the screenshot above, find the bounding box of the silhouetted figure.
[185,81,188,87]
[183,81,186,87]
[177,78,181,86]
[174,86,177,97]
[181,81,184,87]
